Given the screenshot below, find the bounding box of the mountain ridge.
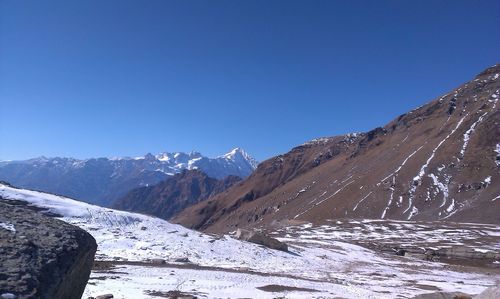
[0,148,257,206]
[112,169,241,220]
[173,64,500,232]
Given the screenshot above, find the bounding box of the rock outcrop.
[0,198,97,299]
[474,286,500,299]
[235,229,288,252]
[411,292,471,299]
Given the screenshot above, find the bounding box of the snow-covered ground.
[1,183,498,298]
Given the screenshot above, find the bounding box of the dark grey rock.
[0,199,97,299]
[174,257,190,263]
[150,258,166,265]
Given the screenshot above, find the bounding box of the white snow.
[0,185,313,275]
[187,157,202,168]
[379,145,424,184]
[219,147,259,169]
[408,206,419,219]
[86,265,357,299]
[0,222,16,233]
[352,191,373,211]
[446,199,456,213]
[381,177,396,219]
[1,184,498,298]
[0,183,394,298]
[414,115,467,185]
[294,180,355,219]
[495,144,500,166]
[473,248,492,253]
[440,199,460,220]
[406,115,467,219]
[438,94,449,102]
[271,220,499,298]
[428,173,449,208]
[460,111,488,157]
[301,137,334,146]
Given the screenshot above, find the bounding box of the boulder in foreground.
[0,199,97,299]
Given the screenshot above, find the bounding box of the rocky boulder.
[234,229,288,252]
[0,199,97,299]
[474,286,500,299]
[411,291,471,299]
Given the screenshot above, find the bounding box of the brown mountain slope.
[112,169,241,220]
[173,64,500,232]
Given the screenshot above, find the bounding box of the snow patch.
[428,173,449,208]
[0,222,16,233]
[406,115,467,218]
[380,145,424,184]
[408,206,419,220]
[483,176,491,186]
[352,191,373,211]
[446,199,456,213]
[495,144,500,166]
[301,137,333,146]
[294,180,355,219]
[460,111,488,157]
[414,115,467,185]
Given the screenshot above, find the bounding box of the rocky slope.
[174,64,500,232]
[0,148,257,207]
[0,193,97,299]
[112,169,241,220]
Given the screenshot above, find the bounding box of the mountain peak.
[476,63,500,78]
[220,148,258,170]
[223,147,243,157]
[0,147,258,206]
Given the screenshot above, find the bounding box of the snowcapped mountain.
[0,148,257,206]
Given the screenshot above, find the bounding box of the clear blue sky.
[1,0,499,162]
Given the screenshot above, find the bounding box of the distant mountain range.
[112,169,241,220]
[0,148,257,206]
[174,64,500,232]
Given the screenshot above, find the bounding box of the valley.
[1,183,498,298]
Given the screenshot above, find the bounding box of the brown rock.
[235,229,288,252]
[411,291,471,299]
